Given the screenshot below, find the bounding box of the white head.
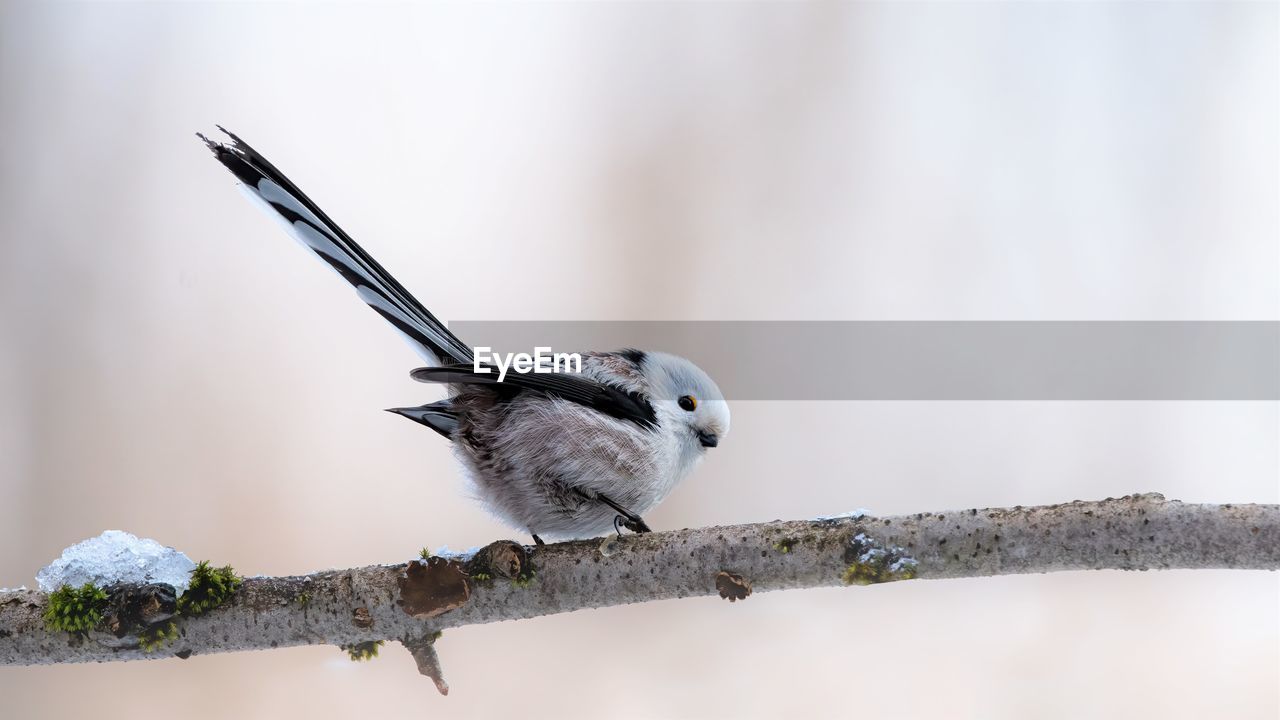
[640,351,731,452]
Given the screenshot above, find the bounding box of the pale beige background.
[1,2,1277,718]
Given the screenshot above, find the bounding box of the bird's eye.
[678,395,697,412]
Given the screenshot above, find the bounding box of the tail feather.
[386,400,459,438]
[198,127,473,366]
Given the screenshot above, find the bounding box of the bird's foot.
[595,492,652,536]
[612,514,652,538]
[624,516,652,533]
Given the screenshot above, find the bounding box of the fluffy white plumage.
[452,350,729,538]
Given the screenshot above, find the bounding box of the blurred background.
[0,2,1276,718]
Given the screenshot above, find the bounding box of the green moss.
[842,560,918,585]
[137,620,179,653]
[342,640,383,661]
[773,538,796,554]
[295,591,311,608]
[841,533,919,586]
[45,560,241,646]
[511,568,536,588]
[470,571,491,582]
[43,583,108,634]
[177,561,242,616]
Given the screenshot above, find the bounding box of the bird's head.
[641,351,730,451]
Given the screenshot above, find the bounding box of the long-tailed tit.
[198,128,729,543]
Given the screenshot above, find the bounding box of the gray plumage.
[199,128,729,539]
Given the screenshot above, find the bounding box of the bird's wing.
[198,126,473,366]
[411,365,658,429]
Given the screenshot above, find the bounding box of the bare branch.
[1,493,1276,693]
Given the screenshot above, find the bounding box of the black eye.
[678,395,697,412]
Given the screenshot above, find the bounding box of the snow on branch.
[1,493,1276,694]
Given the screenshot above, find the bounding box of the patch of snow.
[858,548,887,564]
[849,532,917,571]
[36,530,197,594]
[814,509,870,521]
[889,557,919,573]
[431,545,480,561]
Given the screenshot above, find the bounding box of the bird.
[197,127,729,543]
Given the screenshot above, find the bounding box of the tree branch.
[2,493,1276,693]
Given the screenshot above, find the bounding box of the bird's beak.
[697,429,720,448]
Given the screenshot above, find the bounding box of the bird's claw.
[613,515,652,537]
[624,516,652,533]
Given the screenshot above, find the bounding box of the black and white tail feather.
[198,126,473,368]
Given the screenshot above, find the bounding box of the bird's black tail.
[198,126,473,367]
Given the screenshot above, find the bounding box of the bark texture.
[1,494,1276,691]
